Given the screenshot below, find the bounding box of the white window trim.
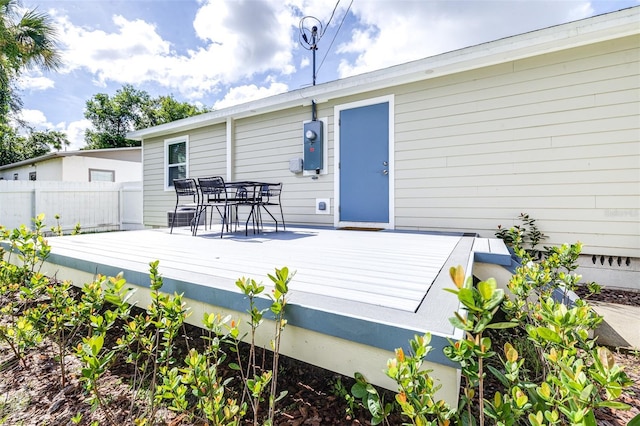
[164,135,189,191]
[88,168,115,182]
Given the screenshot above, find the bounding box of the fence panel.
[0,181,143,233]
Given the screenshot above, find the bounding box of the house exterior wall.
[232,107,336,226]
[0,158,62,180]
[0,156,141,182]
[390,34,639,258]
[61,156,141,182]
[142,34,639,260]
[143,124,226,226]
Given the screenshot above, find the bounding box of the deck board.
[49,226,461,312]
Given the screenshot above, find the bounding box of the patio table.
[193,179,281,237]
[228,181,282,236]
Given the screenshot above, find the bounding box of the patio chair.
[170,178,200,234]
[194,176,240,237]
[258,182,285,231]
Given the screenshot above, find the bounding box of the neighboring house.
[128,8,639,288]
[0,147,142,182]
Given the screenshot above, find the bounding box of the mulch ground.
[0,287,638,425]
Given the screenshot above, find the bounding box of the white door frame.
[334,94,395,229]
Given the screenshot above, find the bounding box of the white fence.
[0,181,143,233]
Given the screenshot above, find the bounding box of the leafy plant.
[496,212,547,259]
[75,273,135,425]
[266,267,292,424]
[234,276,269,424]
[115,260,191,424]
[359,216,633,426]
[158,313,245,425]
[330,376,359,418]
[0,216,53,367]
[49,214,81,236]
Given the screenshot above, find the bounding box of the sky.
[13,0,640,150]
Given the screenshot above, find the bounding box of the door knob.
[382,170,389,175]
[382,161,388,166]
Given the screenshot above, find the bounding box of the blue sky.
[14,0,640,150]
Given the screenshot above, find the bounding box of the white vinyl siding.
[141,32,638,257]
[391,35,639,257]
[232,107,335,227]
[144,125,226,226]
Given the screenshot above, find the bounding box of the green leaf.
[536,327,562,343]
[486,321,518,329]
[458,288,479,311]
[486,364,510,387]
[449,315,472,331]
[628,413,640,426]
[228,362,241,371]
[596,401,631,410]
[477,278,497,301]
[351,382,367,398]
[274,390,288,403]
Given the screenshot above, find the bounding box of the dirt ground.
[0,287,638,425]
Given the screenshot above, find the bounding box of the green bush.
[356,217,635,426]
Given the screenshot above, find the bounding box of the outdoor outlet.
[315,198,330,215]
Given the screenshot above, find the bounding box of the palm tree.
[0,0,61,123]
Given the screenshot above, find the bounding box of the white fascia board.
[127,7,639,142]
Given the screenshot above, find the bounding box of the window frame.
[88,168,115,182]
[164,135,189,191]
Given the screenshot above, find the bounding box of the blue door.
[339,102,389,223]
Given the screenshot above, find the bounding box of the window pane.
[168,165,186,186]
[90,169,115,182]
[168,142,186,165]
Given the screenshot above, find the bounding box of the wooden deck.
[39,225,510,406]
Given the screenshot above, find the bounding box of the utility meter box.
[303,120,323,171]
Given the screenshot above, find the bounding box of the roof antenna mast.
[299,16,323,120]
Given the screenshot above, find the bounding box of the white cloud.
[16,73,55,91]
[336,1,596,78]
[45,0,602,103]
[193,0,297,81]
[54,13,172,87]
[213,81,289,109]
[12,109,88,151]
[51,0,303,100]
[57,119,91,151]
[17,109,50,128]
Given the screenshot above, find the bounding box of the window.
[89,169,115,182]
[165,136,188,189]
[13,173,18,180]
[29,172,36,181]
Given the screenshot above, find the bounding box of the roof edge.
[127,6,640,141]
[0,147,141,171]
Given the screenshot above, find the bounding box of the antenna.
[299,16,323,86]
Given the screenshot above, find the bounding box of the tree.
[84,84,210,149]
[28,129,69,151]
[84,85,151,149]
[0,125,57,165]
[141,95,207,128]
[0,0,61,124]
[0,122,23,164]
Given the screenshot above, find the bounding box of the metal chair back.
[170,178,199,234]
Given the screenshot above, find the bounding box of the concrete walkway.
[591,301,640,350]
